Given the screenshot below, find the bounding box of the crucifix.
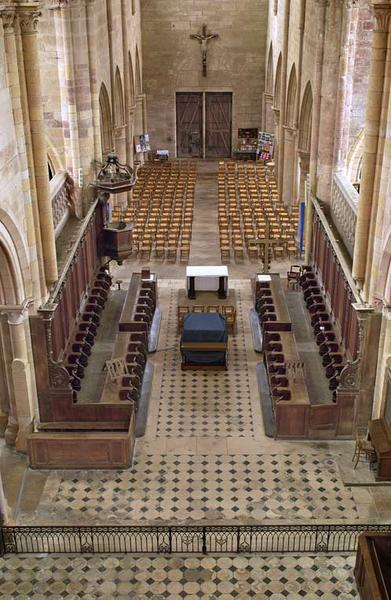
[190,24,219,77]
[249,222,281,273]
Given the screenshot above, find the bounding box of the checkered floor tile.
[0,554,358,598]
[156,283,254,437]
[26,453,359,525]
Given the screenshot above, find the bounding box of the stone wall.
[141,0,268,155]
[39,0,143,181]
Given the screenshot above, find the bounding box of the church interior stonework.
[1,0,391,598]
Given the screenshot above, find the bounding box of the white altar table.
[186,266,228,299]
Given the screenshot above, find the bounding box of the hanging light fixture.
[92,150,137,194]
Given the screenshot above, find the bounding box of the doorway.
[176,92,232,159]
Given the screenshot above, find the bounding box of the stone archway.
[0,220,28,449]
[347,129,364,187]
[0,214,37,453]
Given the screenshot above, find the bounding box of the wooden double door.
[176,92,232,159]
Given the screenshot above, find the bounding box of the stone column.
[333,1,359,169]
[352,2,391,293]
[50,1,86,216]
[0,6,45,303]
[282,126,297,206]
[120,0,132,167]
[371,306,391,417]
[263,93,274,133]
[304,0,328,263]
[0,469,10,525]
[135,93,146,135]
[85,0,102,163]
[297,150,310,205]
[367,8,391,302]
[292,0,306,205]
[17,4,58,285]
[1,300,36,453]
[277,0,291,196]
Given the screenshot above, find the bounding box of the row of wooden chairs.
[130,161,196,261]
[300,267,345,397]
[177,304,236,334]
[218,161,299,262]
[118,282,157,407]
[64,268,113,397]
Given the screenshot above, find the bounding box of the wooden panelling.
[28,415,135,470]
[275,404,309,438]
[312,216,359,360]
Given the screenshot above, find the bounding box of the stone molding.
[18,7,41,34]
[0,7,16,33]
[372,3,391,32]
[0,298,34,326]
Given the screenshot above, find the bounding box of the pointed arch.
[347,129,364,184]
[46,136,64,175]
[298,81,313,153]
[266,43,274,95]
[128,51,135,107]
[99,82,112,155]
[0,210,29,304]
[274,53,282,108]
[285,65,297,127]
[135,46,142,95]
[114,67,125,127]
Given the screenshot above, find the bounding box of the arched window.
[298,82,313,153]
[128,51,135,107]
[266,44,274,95]
[135,46,142,96]
[114,67,125,127]
[285,65,297,127]
[99,83,112,155]
[274,53,282,108]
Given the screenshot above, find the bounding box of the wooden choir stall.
[355,532,391,600]
[27,200,158,469]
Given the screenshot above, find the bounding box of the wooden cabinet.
[102,224,133,264]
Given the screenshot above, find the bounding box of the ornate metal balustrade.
[330,172,358,257]
[2,524,391,556]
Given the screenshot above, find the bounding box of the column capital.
[46,0,71,10]
[0,298,34,326]
[17,4,42,34]
[0,7,17,34]
[372,2,391,32]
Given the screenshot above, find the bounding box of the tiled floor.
[0,554,358,599]
[157,284,253,437]
[26,453,358,525]
[2,160,389,597]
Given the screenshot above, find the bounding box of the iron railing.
[1,523,391,556]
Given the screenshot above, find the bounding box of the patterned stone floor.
[0,554,358,599]
[28,452,358,525]
[157,284,253,437]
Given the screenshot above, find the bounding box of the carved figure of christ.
[190,24,219,76]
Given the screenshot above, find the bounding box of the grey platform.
[256,362,275,438]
